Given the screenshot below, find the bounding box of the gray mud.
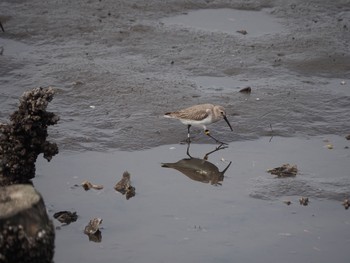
[1,0,350,262]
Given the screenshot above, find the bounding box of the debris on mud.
[53,211,78,225]
[0,87,59,186]
[342,199,350,210]
[239,87,252,93]
[81,180,104,191]
[237,29,247,35]
[114,171,136,200]
[267,164,298,177]
[84,218,103,242]
[84,218,102,235]
[299,197,309,206]
[325,144,333,149]
[283,200,292,206]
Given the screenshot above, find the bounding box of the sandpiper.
[164,103,233,144]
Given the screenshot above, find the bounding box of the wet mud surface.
[1,0,350,262]
[1,0,350,151]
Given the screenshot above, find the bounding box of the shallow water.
[162,8,284,36]
[35,136,350,263]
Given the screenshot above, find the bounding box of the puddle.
[0,37,34,58]
[162,8,284,36]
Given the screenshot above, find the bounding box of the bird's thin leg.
[186,124,191,143]
[203,143,228,159]
[186,141,193,158]
[180,125,192,144]
[204,129,227,145]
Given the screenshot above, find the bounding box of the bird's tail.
[161,163,173,168]
[164,112,176,118]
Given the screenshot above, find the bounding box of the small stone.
[239,87,251,93]
[53,211,78,224]
[237,30,247,35]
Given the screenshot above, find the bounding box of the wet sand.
[1,0,350,262]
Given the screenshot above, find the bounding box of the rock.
[267,164,298,177]
[84,218,102,235]
[0,87,59,186]
[53,211,78,225]
[125,185,136,200]
[84,218,103,242]
[0,184,55,263]
[239,87,251,93]
[114,171,136,199]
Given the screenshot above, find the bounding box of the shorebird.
[164,103,233,144]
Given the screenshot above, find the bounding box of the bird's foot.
[205,130,228,145]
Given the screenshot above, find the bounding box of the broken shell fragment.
[342,199,350,210]
[81,180,104,191]
[299,197,309,206]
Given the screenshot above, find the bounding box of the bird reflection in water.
[162,143,232,186]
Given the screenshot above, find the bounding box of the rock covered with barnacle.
[0,87,59,185]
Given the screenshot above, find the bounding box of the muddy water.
[1,0,350,262]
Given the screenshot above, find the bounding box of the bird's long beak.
[223,115,233,131]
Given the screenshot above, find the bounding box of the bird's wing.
[179,109,209,121]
